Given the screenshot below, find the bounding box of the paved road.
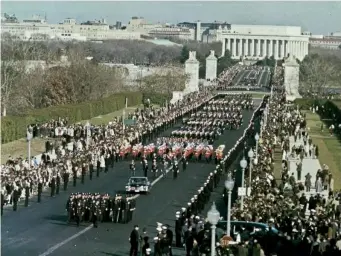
[231,68,270,88]
[2,101,261,256]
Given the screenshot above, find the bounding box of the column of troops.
[66,193,136,227]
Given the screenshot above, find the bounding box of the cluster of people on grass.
[1,90,214,214]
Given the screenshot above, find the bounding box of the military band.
[66,193,136,226]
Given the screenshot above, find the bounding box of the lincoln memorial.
[217,24,309,61]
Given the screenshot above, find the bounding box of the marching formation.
[66,193,136,227]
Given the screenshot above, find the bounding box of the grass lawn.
[303,110,341,190]
[251,92,268,99]
[1,104,151,163]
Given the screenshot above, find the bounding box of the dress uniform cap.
[191,198,194,202]
[181,207,186,211]
[210,173,213,176]
[153,237,159,241]
[194,195,198,199]
[176,211,181,215]
[146,248,152,252]
[162,226,167,230]
[195,216,200,219]
[187,202,191,206]
[156,227,162,232]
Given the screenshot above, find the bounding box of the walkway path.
[287,135,329,202]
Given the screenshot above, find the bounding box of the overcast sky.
[1,1,340,35]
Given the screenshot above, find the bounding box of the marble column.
[257,39,261,57]
[263,40,267,57]
[233,38,236,57]
[281,40,285,58]
[239,38,242,57]
[275,40,279,59]
[225,38,229,54]
[270,40,274,57]
[222,39,226,57]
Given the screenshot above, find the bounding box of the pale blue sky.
[1,1,340,35]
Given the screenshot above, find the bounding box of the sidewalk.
[287,135,328,201]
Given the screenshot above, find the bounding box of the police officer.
[165,225,174,255]
[63,169,69,191]
[13,188,19,211]
[24,181,30,207]
[50,175,56,197]
[37,178,43,203]
[56,173,61,195]
[81,163,86,184]
[173,160,179,179]
[91,197,99,228]
[72,166,77,187]
[175,211,182,247]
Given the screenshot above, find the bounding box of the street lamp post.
[255,133,260,160]
[260,120,264,137]
[239,157,247,210]
[207,202,220,256]
[247,148,254,195]
[86,121,91,150]
[27,126,33,170]
[224,174,235,236]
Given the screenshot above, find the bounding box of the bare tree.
[139,67,188,95]
[300,53,339,94]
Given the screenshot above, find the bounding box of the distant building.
[309,37,341,50]
[1,14,141,41]
[148,27,195,40]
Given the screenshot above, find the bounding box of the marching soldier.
[152,159,158,178]
[120,197,128,224]
[173,160,179,179]
[130,160,136,177]
[112,195,121,223]
[91,197,99,228]
[142,158,148,177]
[181,155,187,171]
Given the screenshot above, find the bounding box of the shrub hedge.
[1,92,142,143]
[142,92,171,106]
[294,98,341,122]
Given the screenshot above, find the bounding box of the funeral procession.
[2,9,341,256]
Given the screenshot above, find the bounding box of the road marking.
[38,225,93,256]
[38,165,173,254]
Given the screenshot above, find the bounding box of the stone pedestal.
[205,50,217,81]
[284,55,301,101]
[170,91,184,104]
[184,51,199,94]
